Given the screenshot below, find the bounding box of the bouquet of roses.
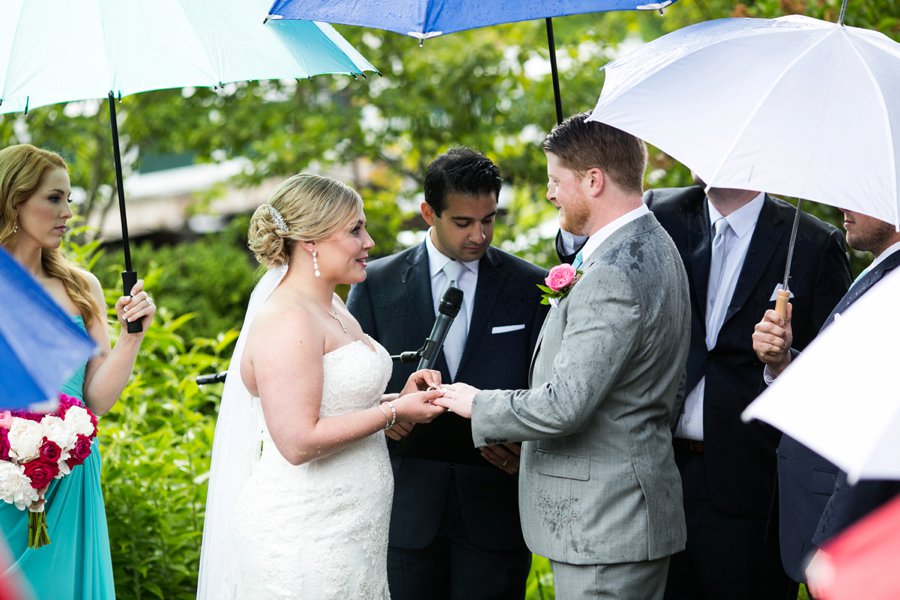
[0,394,98,548]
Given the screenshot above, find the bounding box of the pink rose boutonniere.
[537,263,583,307]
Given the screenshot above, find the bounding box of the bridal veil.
[197,265,287,599]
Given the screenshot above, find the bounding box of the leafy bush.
[99,303,237,598]
[92,217,259,344]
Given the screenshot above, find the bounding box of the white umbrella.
[742,267,900,483]
[0,0,376,331]
[588,14,900,228]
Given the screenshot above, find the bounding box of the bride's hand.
[399,369,442,396]
[393,389,446,424]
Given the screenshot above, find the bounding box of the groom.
[438,114,691,598]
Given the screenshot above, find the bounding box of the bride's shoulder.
[247,297,324,350]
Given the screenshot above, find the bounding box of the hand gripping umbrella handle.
[122,270,143,334]
[775,289,791,321]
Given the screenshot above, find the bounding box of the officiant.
[347,147,548,599]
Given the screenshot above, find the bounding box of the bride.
[197,174,445,599]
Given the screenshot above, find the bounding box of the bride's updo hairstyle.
[247,173,363,269]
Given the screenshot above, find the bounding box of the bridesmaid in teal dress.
[0,145,156,599]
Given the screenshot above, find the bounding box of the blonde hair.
[248,173,363,269]
[0,144,103,327]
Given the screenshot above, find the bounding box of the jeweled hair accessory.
[267,205,288,231]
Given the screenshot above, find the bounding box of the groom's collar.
[580,204,650,264]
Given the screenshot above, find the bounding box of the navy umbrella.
[0,248,96,409]
[268,0,676,124]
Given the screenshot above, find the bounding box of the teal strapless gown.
[0,316,116,599]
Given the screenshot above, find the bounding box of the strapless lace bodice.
[231,338,394,599]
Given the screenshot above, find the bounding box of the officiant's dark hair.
[544,112,647,195]
[424,147,501,216]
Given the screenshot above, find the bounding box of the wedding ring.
[502,460,508,467]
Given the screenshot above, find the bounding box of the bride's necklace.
[328,308,348,334]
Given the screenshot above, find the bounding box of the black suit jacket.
[645,186,850,518]
[780,250,900,575]
[347,242,548,551]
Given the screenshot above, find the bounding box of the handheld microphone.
[416,286,464,370]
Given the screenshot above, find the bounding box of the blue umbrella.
[0,248,96,409]
[268,0,677,124]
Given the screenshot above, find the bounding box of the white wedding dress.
[230,338,394,599]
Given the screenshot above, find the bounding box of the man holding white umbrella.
[753,210,900,590]
[644,179,849,599]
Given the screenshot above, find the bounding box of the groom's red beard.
[559,204,591,237]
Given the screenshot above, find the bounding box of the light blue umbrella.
[0,0,377,333]
[0,248,97,409]
[268,0,676,124]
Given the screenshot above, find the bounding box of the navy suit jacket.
[347,242,548,551]
[645,187,850,518]
[780,249,900,577]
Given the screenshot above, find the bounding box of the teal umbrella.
[0,0,376,331]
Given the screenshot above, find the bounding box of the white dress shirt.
[424,230,478,336]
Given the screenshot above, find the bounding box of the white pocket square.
[769,283,795,302]
[492,324,526,334]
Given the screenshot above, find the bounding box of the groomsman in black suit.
[753,208,900,594]
[644,182,850,599]
[347,147,547,599]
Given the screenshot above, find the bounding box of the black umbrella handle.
[122,270,143,334]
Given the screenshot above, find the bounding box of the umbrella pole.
[776,198,804,320]
[107,92,142,334]
[545,18,564,125]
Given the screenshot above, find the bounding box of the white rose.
[0,462,39,510]
[42,415,77,453]
[8,419,44,462]
[63,406,94,437]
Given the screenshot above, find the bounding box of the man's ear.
[421,201,437,227]
[586,167,605,197]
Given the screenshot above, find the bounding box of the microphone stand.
[390,348,424,363]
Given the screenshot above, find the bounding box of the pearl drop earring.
[312,249,320,278]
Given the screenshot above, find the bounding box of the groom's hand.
[386,422,415,441]
[480,443,521,475]
[433,382,478,418]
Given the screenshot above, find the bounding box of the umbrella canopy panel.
[589,15,900,227]
[268,0,673,39]
[0,248,96,409]
[0,0,376,115]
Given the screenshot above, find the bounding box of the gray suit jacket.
[471,212,691,565]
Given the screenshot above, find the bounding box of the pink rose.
[56,394,82,418]
[0,411,12,430]
[66,435,93,468]
[38,438,62,464]
[23,460,59,490]
[545,264,577,292]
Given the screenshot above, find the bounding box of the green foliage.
[526,555,556,600]
[99,307,237,599]
[92,217,260,342]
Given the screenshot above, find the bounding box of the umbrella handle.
[775,289,790,321]
[122,270,144,334]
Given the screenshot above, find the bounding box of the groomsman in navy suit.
[753,208,900,593]
[645,182,850,599]
[347,147,547,599]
